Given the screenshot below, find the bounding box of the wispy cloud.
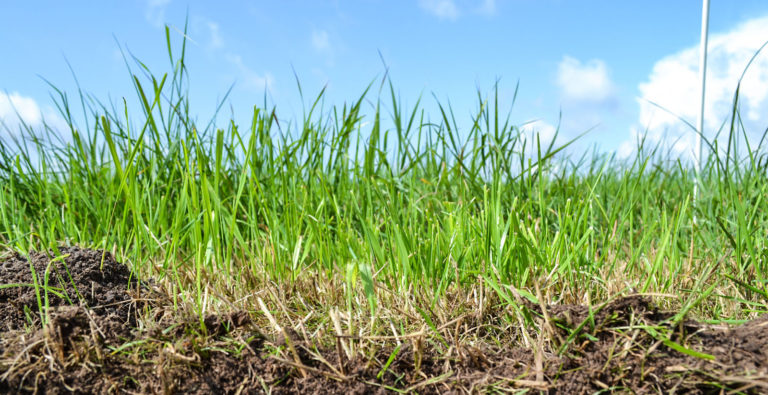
[619,14,768,160]
[419,0,499,20]
[311,29,330,52]
[553,56,618,144]
[144,0,171,28]
[0,92,68,136]
[0,92,42,127]
[206,21,223,49]
[310,29,337,67]
[184,17,274,94]
[419,0,460,21]
[225,54,274,92]
[556,56,617,104]
[520,119,558,153]
[477,0,497,16]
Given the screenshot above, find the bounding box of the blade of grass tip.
[165,25,174,65]
[62,57,92,134]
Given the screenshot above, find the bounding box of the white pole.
[694,0,711,210]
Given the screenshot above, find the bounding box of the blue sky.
[3,1,768,157]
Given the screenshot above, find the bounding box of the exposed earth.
[1,247,767,394]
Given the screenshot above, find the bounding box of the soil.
[1,247,767,394]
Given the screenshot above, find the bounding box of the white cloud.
[189,17,223,50]
[310,29,337,67]
[311,30,330,52]
[0,92,42,127]
[145,0,171,28]
[616,126,641,160]
[225,54,274,92]
[557,56,617,103]
[419,0,499,20]
[630,15,768,160]
[520,119,558,153]
[553,56,617,147]
[206,21,223,49]
[0,92,68,136]
[419,0,459,20]
[477,0,497,15]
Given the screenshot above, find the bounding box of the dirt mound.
[544,296,768,393]
[0,247,143,332]
[1,247,768,394]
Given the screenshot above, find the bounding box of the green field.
[2,29,767,393]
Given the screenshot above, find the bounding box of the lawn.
[1,27,767,393]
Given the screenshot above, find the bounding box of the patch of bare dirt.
[0,247,143,332]
[1,247,768,394]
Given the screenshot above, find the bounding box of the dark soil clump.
[2,247,768,394]
[0,247,143,332]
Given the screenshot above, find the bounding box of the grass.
[1,24,768,351]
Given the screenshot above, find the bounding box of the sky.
[2,1,768,159]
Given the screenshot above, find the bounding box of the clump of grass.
[0,24,766,343]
